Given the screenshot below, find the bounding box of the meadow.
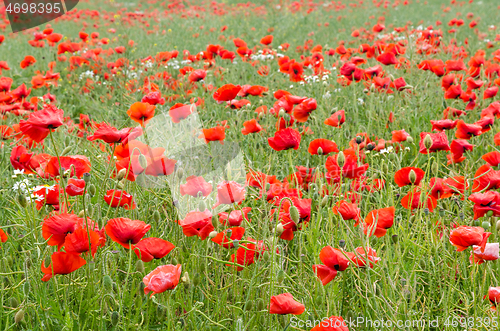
[1,0,500,329]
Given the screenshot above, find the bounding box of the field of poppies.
[2,0,500,329]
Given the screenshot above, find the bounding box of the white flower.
[13,179,30,192]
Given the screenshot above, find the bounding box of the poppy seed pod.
[15,309,24,324]
[339,239,346,248]
[482,221,490,229]
[423,134,433,150]
[356,136,363,144]
[83,172,91,184]
[23,281,30,296]
[337,151,345,168]
[408,170,417,184]
[289,206,300,223]
[116,168,127,181]
[487,210,494,218]
[406,136,414,144]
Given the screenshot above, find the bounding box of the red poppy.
[44,155,91,178]
[41,252,86,282]
[180,176,212,197]
[133,238,175,262]
[105,218,151,249]
[241,119,263,135]
[199,123,228,144]
[430,119,458,131]
[363,206,395,237]
[470,243,499,265]
[218,207,252,226]
[401,188,437,212]
[312,246,351,285]
[472,165,500,192]
[145,154,177,177]
[419,132,450,154]
[268,128,301,151]
[33,185,60,210]
[269,293,305,315]
[188,69,207,82]
[64,228,101,257]
[10,146,34,174]
[449,139,474,162]
[455,120,482,139]
[308,139,339,155]
[293,98,317,122]
[213,84,241,102]
[325,150,369,181]
[178,209,214,240]
[260,35,273,45]
[65,178,86,196]
[104,190,136,210]
[215,181,246,207]
[143,264,182,297]
[246,170,280,189]
[19,104,64,142]
[169,103,195,123]
[310,316,349,331]
[488,287,500,310]
[87,123,142,144]
[469,191,500,219]
[449,226,490,252]
[211,227,245,248]
[289,62,304,82]
[127,102,156,126]
[20,55,36,69]
[42,213,90,249]
[393,167,425,187]
[324,110,346,128]
[348,246,380,268]
[483,151,500,167]
[332,200,360,223]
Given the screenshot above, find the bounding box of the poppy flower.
[169,103,195,123]
[449,226,490,252]
[472,165,500,192]
[142,91,165,105]
[20,55,36,69]
[401,188,437,212]
[260,35,273,45]
[188,69,207,82]
[64,228,101,257]
[133,238,175,262]
[470,243,499,265]
[44,155,91,178]
[42,213,88,249]
[213,84,241,102]
[308,139,339,155]
[178,209,214,240]
[313,246,351,285]
[324,110,346,128]
[428,177,453,200]
[246,170,280,189]
[241,119,263,135]
[363,207,395,237]
[41,252,86,282]
[325,150,369,181]
[455,120,482,139]
[332,200,360,223]
[87,123,142,144]
[376,51,398,65]
[430,119,458,131]
[65,178,86,196]
[394,167,425,187]
[215,181,246,207]
[488,287,500,310]
[104,190,136,210]
[348,246,380,268]
[19,104,64,142]
[199,123,228,144]
[484,86,499,99]
[449,139,474,162]
[483,151,500,167]
[10,146,34,174]
[469,191,500,219]
[269,293,305,315]
[218,207,252,226]
[180,176,212,197]
[211,227,245,248]
[268,128,301,151]
[418,132,450,154]
[293,98,317,122]
[310,316,349,331]
[33,185,60,210]
[105,218,151,249]
[145,154,177,177]
[288,62,304,82]
[143,264,182,297]
[0,229,7,244]
[127,102,156,126]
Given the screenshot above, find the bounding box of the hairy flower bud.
[337,151,345,168]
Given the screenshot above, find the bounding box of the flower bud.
[193,272,201,287]
[278,108,285,117]
[406,136,414,144]
[135,260,145,273]
[17,193,27,208]
[9,297,19,308]
[275,223,284,236]
[153,210,161,222]
[61,145,72,156]
[116,168,127,181]
[208,231,218,239]
[88,184,96,197]
[289,206,300,223]
[103,275,113,293]
[23,281,30,296]
[138,154,148,169]
[408,169,417,185]
[317,147,323,155]
[431,161,439,175]
[487,210,494,218]
[83,172,91,184]
[482,221,490,229]
[423,134,433,150]
[321,195,329,207]
[15,309,24,324]
[244,300,253,311]
[392,235,398,244]
[111,311,119,326]
[337,151,345,168]
[276,269,285,284]
[198,199,207,211]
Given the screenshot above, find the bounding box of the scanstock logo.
[4,0,79,33]
[130,104,246,220]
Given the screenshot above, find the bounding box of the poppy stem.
[49,130,70,210]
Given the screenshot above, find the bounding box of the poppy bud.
[198,200,206,211]
[278,108,285,117]
[135,260,145,273]
[17,193,27,208]
[78,210,86,217]
[275,223,284,236]
[289,206,300,223]
[9,297,19,308]
[103,275,113,293]
[232,239,240,249]
[15,309,24,324]
[193,272,201,287]
[262,250,270,262]
[181,272,190,284]
[473,219,481,226]
[487,210,494,218]
[256,298,264,311]
[431,161,438,175]
[111,311,119,326]
[117,168,127,181]
[244,300,253,311]
[117,179,125,190]
[439,209,445,217]
[208,230,218,239]
[94,204,102,219]
[276,269,285,284]
[482,221,490,229]
[199,263,206,273]
[153,210,161,222]
[317,147,323,155]
[64,135,71,146]
[337,151,345,168]
[136,173,146,187]
[88,184,96,197]
[112,282,118,292]
[102,302,108,315]
[408,169,417,185]
[176,167,184,179]
[339,239,346,248]
[83,172,91,184]
[61,145,72,156]
[138,153,148,169]
[496,220,500,231]
[23,281,30,296]
[321,195,329,207]
[172,258,179,265]
[406,136,413,144]
[423,134,433,150]
[392,234,398,244]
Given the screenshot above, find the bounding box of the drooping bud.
[423,134,433,150]
[278,108,285,117]
[244,300,253,311]
[116,168,127,181]
[431,161,439,175]
[321,195,329,207]
[289,205,300,223]
[138,154,148,169]
[337,151,345,168]
[192,272,201,287]
[9,297,19,308]
[23,281,30,296]
[256,298,265,311]
[61,145,72,156]
[406,136,414,144]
